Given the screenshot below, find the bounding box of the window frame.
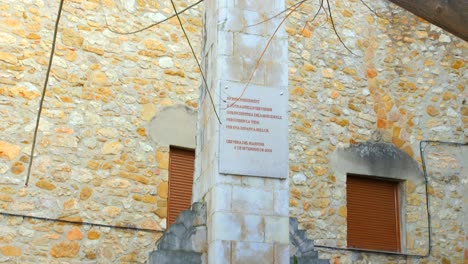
[346,173,405,253]
[167,146,195,228]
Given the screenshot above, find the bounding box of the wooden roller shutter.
[346,174,401,252]
[168,147,195,227]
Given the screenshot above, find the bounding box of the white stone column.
[194,0,289,263]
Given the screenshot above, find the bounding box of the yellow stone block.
[36,180,56,191]
[80,187,93,200]
[452,60,464,69]
[155,207,167,218]
[141,104,156,121]
[83,45,104,55]
[158,182,168,199]
[0,245,22,256]
[144,39,166,52]
[426,105,440,117]
[0,52,18,64]
[66,227,83,240]
[87,230,100,240]
[156,151,169,169]
[50,241,80,258]
[103,206,121,217]
[61,28,83,48]
[290,87,305,96]
[338,206,347,217]
[313,166,327,176]
[290,188,301,199]
[0,141,20,160]
[142,194,157,204]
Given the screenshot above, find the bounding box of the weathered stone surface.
[144,40,166,51]
[11,162,24,174]
[0,141,20,160]
[0,194,13,202]
[103,206,122,217]
[156,151,169,169]
[289,218,328,263]
[80,187,93,200]
[35,180,56,191]
[50,241,80,258]
[61,28,84,48]
[0,32,16,44]
[101,141,123,155]
[87,230,100,240]
[155,208,167,218]
[426,105,440,116]
[0,52,18,64]
[150,202,206,263]
[158,57,174,68]
[338,206,346,217]
[157,182,168,198]
[149,250,201,264]
[141,104,157,121]
[0,245,22,256]
[66,227,83,240]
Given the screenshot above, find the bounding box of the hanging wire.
[25,0,65,186]
[0,211,162,233]
[169,0,221,124]
[325,0,359,57]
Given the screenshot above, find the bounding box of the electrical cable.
[169,0,221,124]
[313,244,428,257]
[419,140,466,257]
[25,0,65,186]
[0,211,163,233]
[325,0,359,57]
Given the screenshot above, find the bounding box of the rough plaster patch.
[149,105,197,148]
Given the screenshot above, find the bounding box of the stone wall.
[0,0,201,262]
[0,0,466,263]
[286,0,466,263]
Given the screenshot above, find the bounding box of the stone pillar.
[193,0,289,263]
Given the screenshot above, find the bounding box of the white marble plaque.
[219,81,288,178]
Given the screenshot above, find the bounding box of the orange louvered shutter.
[347,174,401,252]
[167,147,195,227]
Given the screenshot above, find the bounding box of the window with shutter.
[167,147,195,227]
[346,174,401,252]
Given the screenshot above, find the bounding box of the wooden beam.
[388,0,468,41]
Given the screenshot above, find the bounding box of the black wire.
[420,140,467,146]
[169,0,221,124]
[419,140,432,258]
[314,244,428,257]
[0,211,162,233]
[359,0,385,20]
[25,0,65,186]
[325,0,359,57]
[105,0,204,35]
[419,140,466,257]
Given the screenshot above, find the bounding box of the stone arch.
[330,142,423,182]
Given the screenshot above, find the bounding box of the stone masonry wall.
[0,0,202,262]
[1,0,466,263]
[286,0,466,263]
